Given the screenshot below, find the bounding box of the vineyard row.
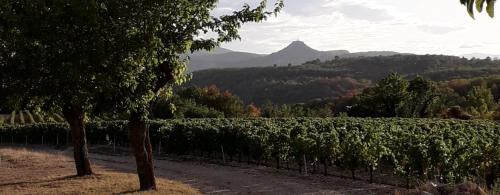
[0,118,498,186]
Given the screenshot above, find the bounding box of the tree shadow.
[114,189,140,194]
[0,175,78,187]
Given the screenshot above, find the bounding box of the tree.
[2,0,283,191]
[261,100,279,117]
[247,103,262,117]
[465,84,496,117]
[174,86,246,117]
[405,76,440,117]
[350,73,410,117]
[152,94,225,119]
[0,0,125,176]
[460,0,496,18]
[98,0,283,190]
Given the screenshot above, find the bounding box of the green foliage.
[1,118,498,185]
[0,0,284,120]
[187,55,500,105]
[465,84,496,116]
[261,100,333,117]
[460,0,496,18]
[349,74,500,120]
[350,73,411,117]
[153,86,331,119]
[0,123,68,145]
[177,86,246,117]
[152,86,245,118]
[172,99,225,118]
[99,0,284,118]
[493,179,500,195]
[0,0,130,115]
[404,76,440,117]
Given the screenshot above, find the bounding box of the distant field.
[0,111,65,125]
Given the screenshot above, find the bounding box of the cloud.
[321,0,396,22]
[215,0,500,56]
[332,4,394,22]
[417,25,464,34]
[460,44,482,49]
[279,0,332,16]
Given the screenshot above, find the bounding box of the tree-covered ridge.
[346,74,500,120]
[151,85,334,119]
[304,55,500,79]
[174,74,500,120]
[187,54,500,104]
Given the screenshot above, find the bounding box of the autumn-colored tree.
[247,103,262,117]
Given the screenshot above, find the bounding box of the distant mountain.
[240,41,349,68]
[462,53,500,59]
[189,51,264,71]
[191,47,234,56]
[187,41,409,71]
[342,51,407,58]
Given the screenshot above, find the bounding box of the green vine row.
[0,118,498,185]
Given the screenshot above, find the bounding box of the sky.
[213,0,500,56]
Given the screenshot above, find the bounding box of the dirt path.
[90,152,398,195]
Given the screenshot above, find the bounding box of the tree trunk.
[63,106,93,176]
[129,113,157,191]
[370,167,374,183]
[323,158,328,176]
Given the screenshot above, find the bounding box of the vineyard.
[0,111,65,125]
[0,118,499,187]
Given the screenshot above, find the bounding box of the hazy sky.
[214,0,500,56]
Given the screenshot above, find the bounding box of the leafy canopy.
[92,0,284,118]
[0,0,130,113]
[0,0,284,118]
[460,0,496,18]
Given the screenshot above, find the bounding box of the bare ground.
[0,147,199,195]
[0,146,399,195]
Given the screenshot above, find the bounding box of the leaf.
[476,0,486,12]
[467,0,476,18]
[486,0,496,17]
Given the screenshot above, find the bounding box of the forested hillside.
[186,55,500,104]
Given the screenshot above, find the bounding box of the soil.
[1,146,400,194]
[0,146,199,195]
[90,147,399,195]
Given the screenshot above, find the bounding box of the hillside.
[185,55,500,104]
[238,41,349,68]
[188,51,264,71]
[187,41,408,71]
[462,53,500,59]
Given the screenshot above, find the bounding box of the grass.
[0,147,200,195]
